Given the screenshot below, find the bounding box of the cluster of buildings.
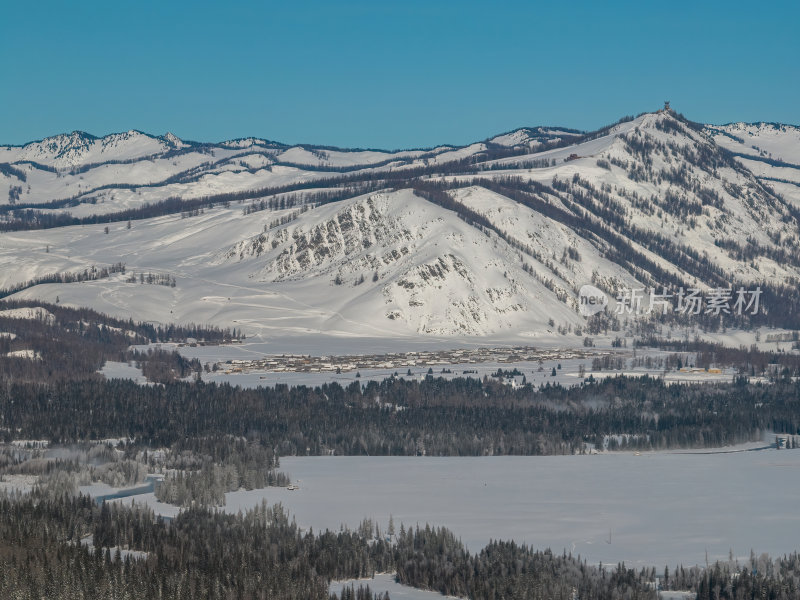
[218,346,607,374]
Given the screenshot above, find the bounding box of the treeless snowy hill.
[1,107,799,342]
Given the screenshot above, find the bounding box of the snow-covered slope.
[488,126,582,150]
[705,122,800,207]
[221,190,577,335]
[707,122,800,164]
[1,108,799,343]
[0,191,578,339]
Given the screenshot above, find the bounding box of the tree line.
[1,375,798,455]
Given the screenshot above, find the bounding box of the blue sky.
[1,1,798,148]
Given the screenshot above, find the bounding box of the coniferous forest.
[2,491,799,599]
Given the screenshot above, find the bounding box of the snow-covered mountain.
[0,130,188,170]
[1,107,799,344]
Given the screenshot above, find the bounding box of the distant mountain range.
[1,109,799,343]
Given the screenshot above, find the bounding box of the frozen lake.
[107,445,800,570]
[268,448,800,570]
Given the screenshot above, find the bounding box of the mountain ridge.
[1,108,799,341]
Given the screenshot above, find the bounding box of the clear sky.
[1,0,798,149]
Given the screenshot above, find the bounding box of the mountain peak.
[162,131,183,146]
